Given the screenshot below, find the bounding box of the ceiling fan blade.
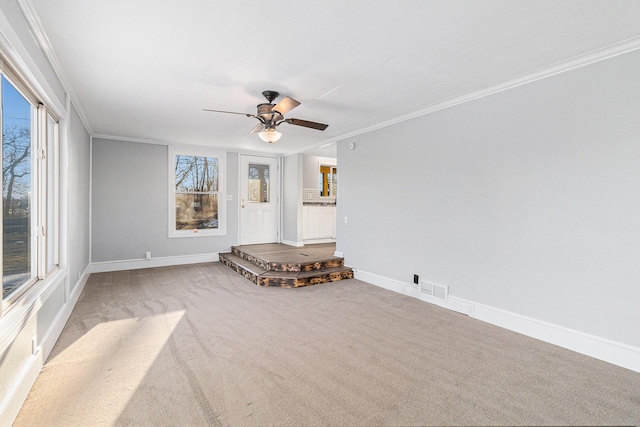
[203,109,255,118]
[284,118,329,131]
[272,96,301,115]
[249,122,264,134]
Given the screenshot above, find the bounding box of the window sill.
[168,228,227,238]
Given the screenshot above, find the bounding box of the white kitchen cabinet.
[302,206,336,241]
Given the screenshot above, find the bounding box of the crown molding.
[92,133,176,146]
[92,133,280,157]
[14,0,640,152]
[0,10,65,116]
[283,139,338,157]
[18,0,94,134]
[312,34,640,149]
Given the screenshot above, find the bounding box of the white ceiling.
[28,0,640,155]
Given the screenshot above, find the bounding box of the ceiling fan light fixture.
[258,127,282,143]
[204,90,328,143]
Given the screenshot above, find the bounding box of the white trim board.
[91,253,219,273]
[302,238,336,245]
[41,264,90,359]
[92,133,280,158]
[354,269,640,373]
[281,239,305,247]
[0,265,89,426]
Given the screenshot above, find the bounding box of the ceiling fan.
[203,90,328,143]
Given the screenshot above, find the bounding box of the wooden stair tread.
[219,243,353,288]
[231,243,337,263]
[231,244,343,271]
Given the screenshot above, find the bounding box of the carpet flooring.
[14,262,640,426]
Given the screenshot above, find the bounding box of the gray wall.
[337,49,640,348]
[282,153,303,243]
[92,138,239,262]
[68,103,91,286]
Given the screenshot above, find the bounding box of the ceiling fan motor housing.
[257,103,284,125]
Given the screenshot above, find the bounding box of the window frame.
[1,60,60,312]
[168,146,226,238]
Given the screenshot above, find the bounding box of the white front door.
[240,155,280,245]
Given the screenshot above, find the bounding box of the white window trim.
[0,64,60,312]
[168,145,226,238]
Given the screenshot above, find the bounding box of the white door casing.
[240,155,280,245]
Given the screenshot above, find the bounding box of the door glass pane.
[248,164,269,202]
[2,76,34,299]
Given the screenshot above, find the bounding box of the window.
[1,59,59,307]
[248,163,270,203]
[169,147,225,237]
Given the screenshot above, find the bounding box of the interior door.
[240,155,280,245]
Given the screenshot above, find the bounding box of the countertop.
[303,201,337,207]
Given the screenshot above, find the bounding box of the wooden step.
[231,244,344,272]
[219,244,354,288]
[259,266,353,288]
[219,252,264,285]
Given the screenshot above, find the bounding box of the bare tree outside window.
[175,155,219,230]
[2,77,33,299]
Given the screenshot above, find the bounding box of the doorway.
[240,155,280,245]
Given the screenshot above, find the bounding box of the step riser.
[258,270,354,288]
[220,254,259,284]
[220,250,353,288]
[268,258,344,272]
[232,247,270,270]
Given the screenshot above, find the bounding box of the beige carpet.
[14,262,640,426]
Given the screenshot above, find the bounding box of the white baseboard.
[0,342,43,427]
[355,270,420,299]
[0,263,89,427]
[461,297,640,373]
[334,251,344,258]
[41,264,90,359]
[302,238,336,245]
[355,269,640,373]
[420,293,474,316]
[91,253,219,273]
[281,239,304,247]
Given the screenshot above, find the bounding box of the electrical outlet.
[145,251,151,260]
[413,274,419,284]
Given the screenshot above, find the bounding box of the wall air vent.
[432,283,449,300]
[420,281,433,296]
[420,281,448,300]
